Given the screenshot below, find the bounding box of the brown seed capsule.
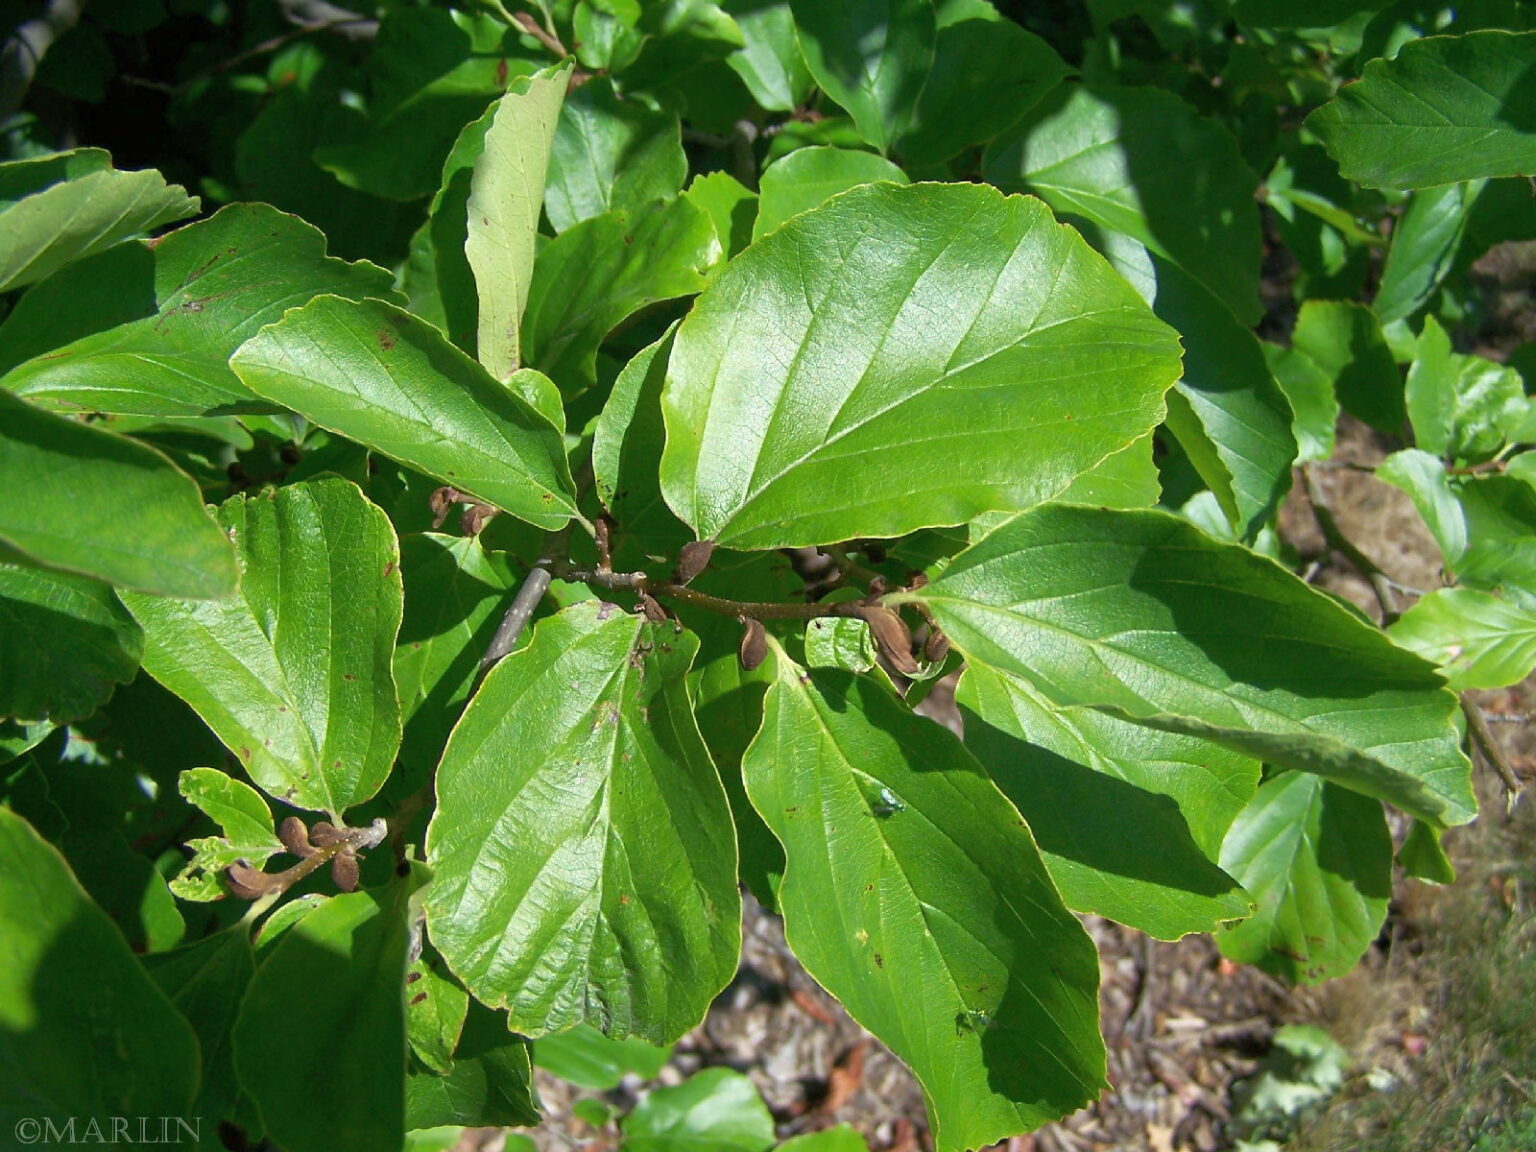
[853,605,919,677]
[638,592,669,624]
[738,615,768,672]
[225,861,282,900]
[331,851,361,893]
[922,627,950,664]
[278,815,317,858]
[428,486,462,530]
[308,821,346,848]
[674,539,715,585]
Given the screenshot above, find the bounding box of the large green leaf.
[230,295,578,532]
[1215,772,1391,984]
[986,82,1263,324]
[1373,180,1480,323]
[659,181,1180,550]
[957,663,1255,940]
[0,204,398,418]
[0,391,236,597]
[752,144,908,241]
[233,885,410,1152]
[0,153,197,293]
[621,1068,775,1152]
[120,479,403,816]
[0,807,199,1128]
[465,64,571,381]
[743,660,1105,1149]
[143,928,255,1122]
[789,0,936,154]
[911,504,1476,827]
[522,196,720,397]
[0,565,142,724]
[1388,586,1536,691]
[1307,30,1536,189]
[426,602,739,1042]
[544,77,687,234]
[406,1000,540,1129]
[723,0,814,112]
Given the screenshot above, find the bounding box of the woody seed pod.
[738,615,768,671]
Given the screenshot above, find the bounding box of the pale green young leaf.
[1376,448,1468,564]
[660,182,1181,550]
[1405,316,1525,464]
[744,659,1105,1150]
[230,295,578,532]
[622,1068,775,1152]
[752,145,908,240]
[683,171,758,257]
[914,504,1476,827]
[1216,772,1392,984]
[789,0,936,154]
[426,603,739,1042]
[534,1023,672,1091]
[465,63,572,381]
[0,392,236,598]
[1307,30,1536,189]
[958,664,1256,940]
[1373,181,1481,324]
[120,479,403,817]
[1264,341,1338,463]
[1388,587,1536,690]
[723,0,814,111]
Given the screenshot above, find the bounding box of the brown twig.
[1462,693,1524,799]
[512,10,568,58]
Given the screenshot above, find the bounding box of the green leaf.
[0,154,197,293]
[0,204,399,418]
[1290,299,1403,434]
[897,8,1068,166]
[804,616,878,673]
[621,1068,775,1152]
[408,954,471,1074]
[683,171,758,257]
[1307,30,1536,189]
[534,1022,673,1090]
[171,767,284,901]
[1405,316,1525,464]
[789,0,936,154]
[1376,448,1468,564]
[0,564,142,724]
[777,1127,871,1152]
[744,660,1105,1148]
[143,928,255,1122]
[1373,181,1481,324]
[394,534,519,776]
[1264,340,1338,464]
[1388,587,1536,690]
[1055,432,1161,508]
[465,64,571,381]
[1399,817,1456,885]
[913,504,1476,828]
[233,885,410,1152]
[544,77,687,235]
[523,196,720,398]
[985,82,1263,324]
[0,807,199,1126]
[120,479,403,816]
[406,1000,540,1129]
[723,0,814,111]
[1216,772,1392,984]
[230,295,579,532]
[1149,256,1296,541]
[425,602,740,1041]
[660,181,1181,550]
[0,391,236,597]
[752,145,908,241]
[958,663,1256,940]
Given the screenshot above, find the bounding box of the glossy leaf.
[0,391,236,597]
[660,181,1181,550]
[0,204,398,417]
[1055,432,1161,508]
[1388,587,1536,690]
[1405,316,1525,464]
[171,767,284,901]
[1307,31,1536,189]
[913,504,1476,828]
[425,602,739,1042]
[986,82,1263,324]
[0,807,199,1127]
[752,144,908,240]
[120,479,403,816]
[0,155,196,293]
[233,885,410,1152]
[143,928,255,1122]
[1376,448,1468,564]
[534,1022,673,1091]
[406,1000,540,1129]
[897,8,1068,165]
[683,171,758,257]
[789,0,936,154]
[1373,181,1480,324]
[744,660,1105,1149]
[465,64,572,381]
[522,196,720,397]
[958,663,1256,940]
[1290,299,1403,434]
[544,77,687,234]
[623,1068,774,1152]
[0,565,142,724]
[231,295,578,531]
[1216,772,1392,984]
[724,0,814,111]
